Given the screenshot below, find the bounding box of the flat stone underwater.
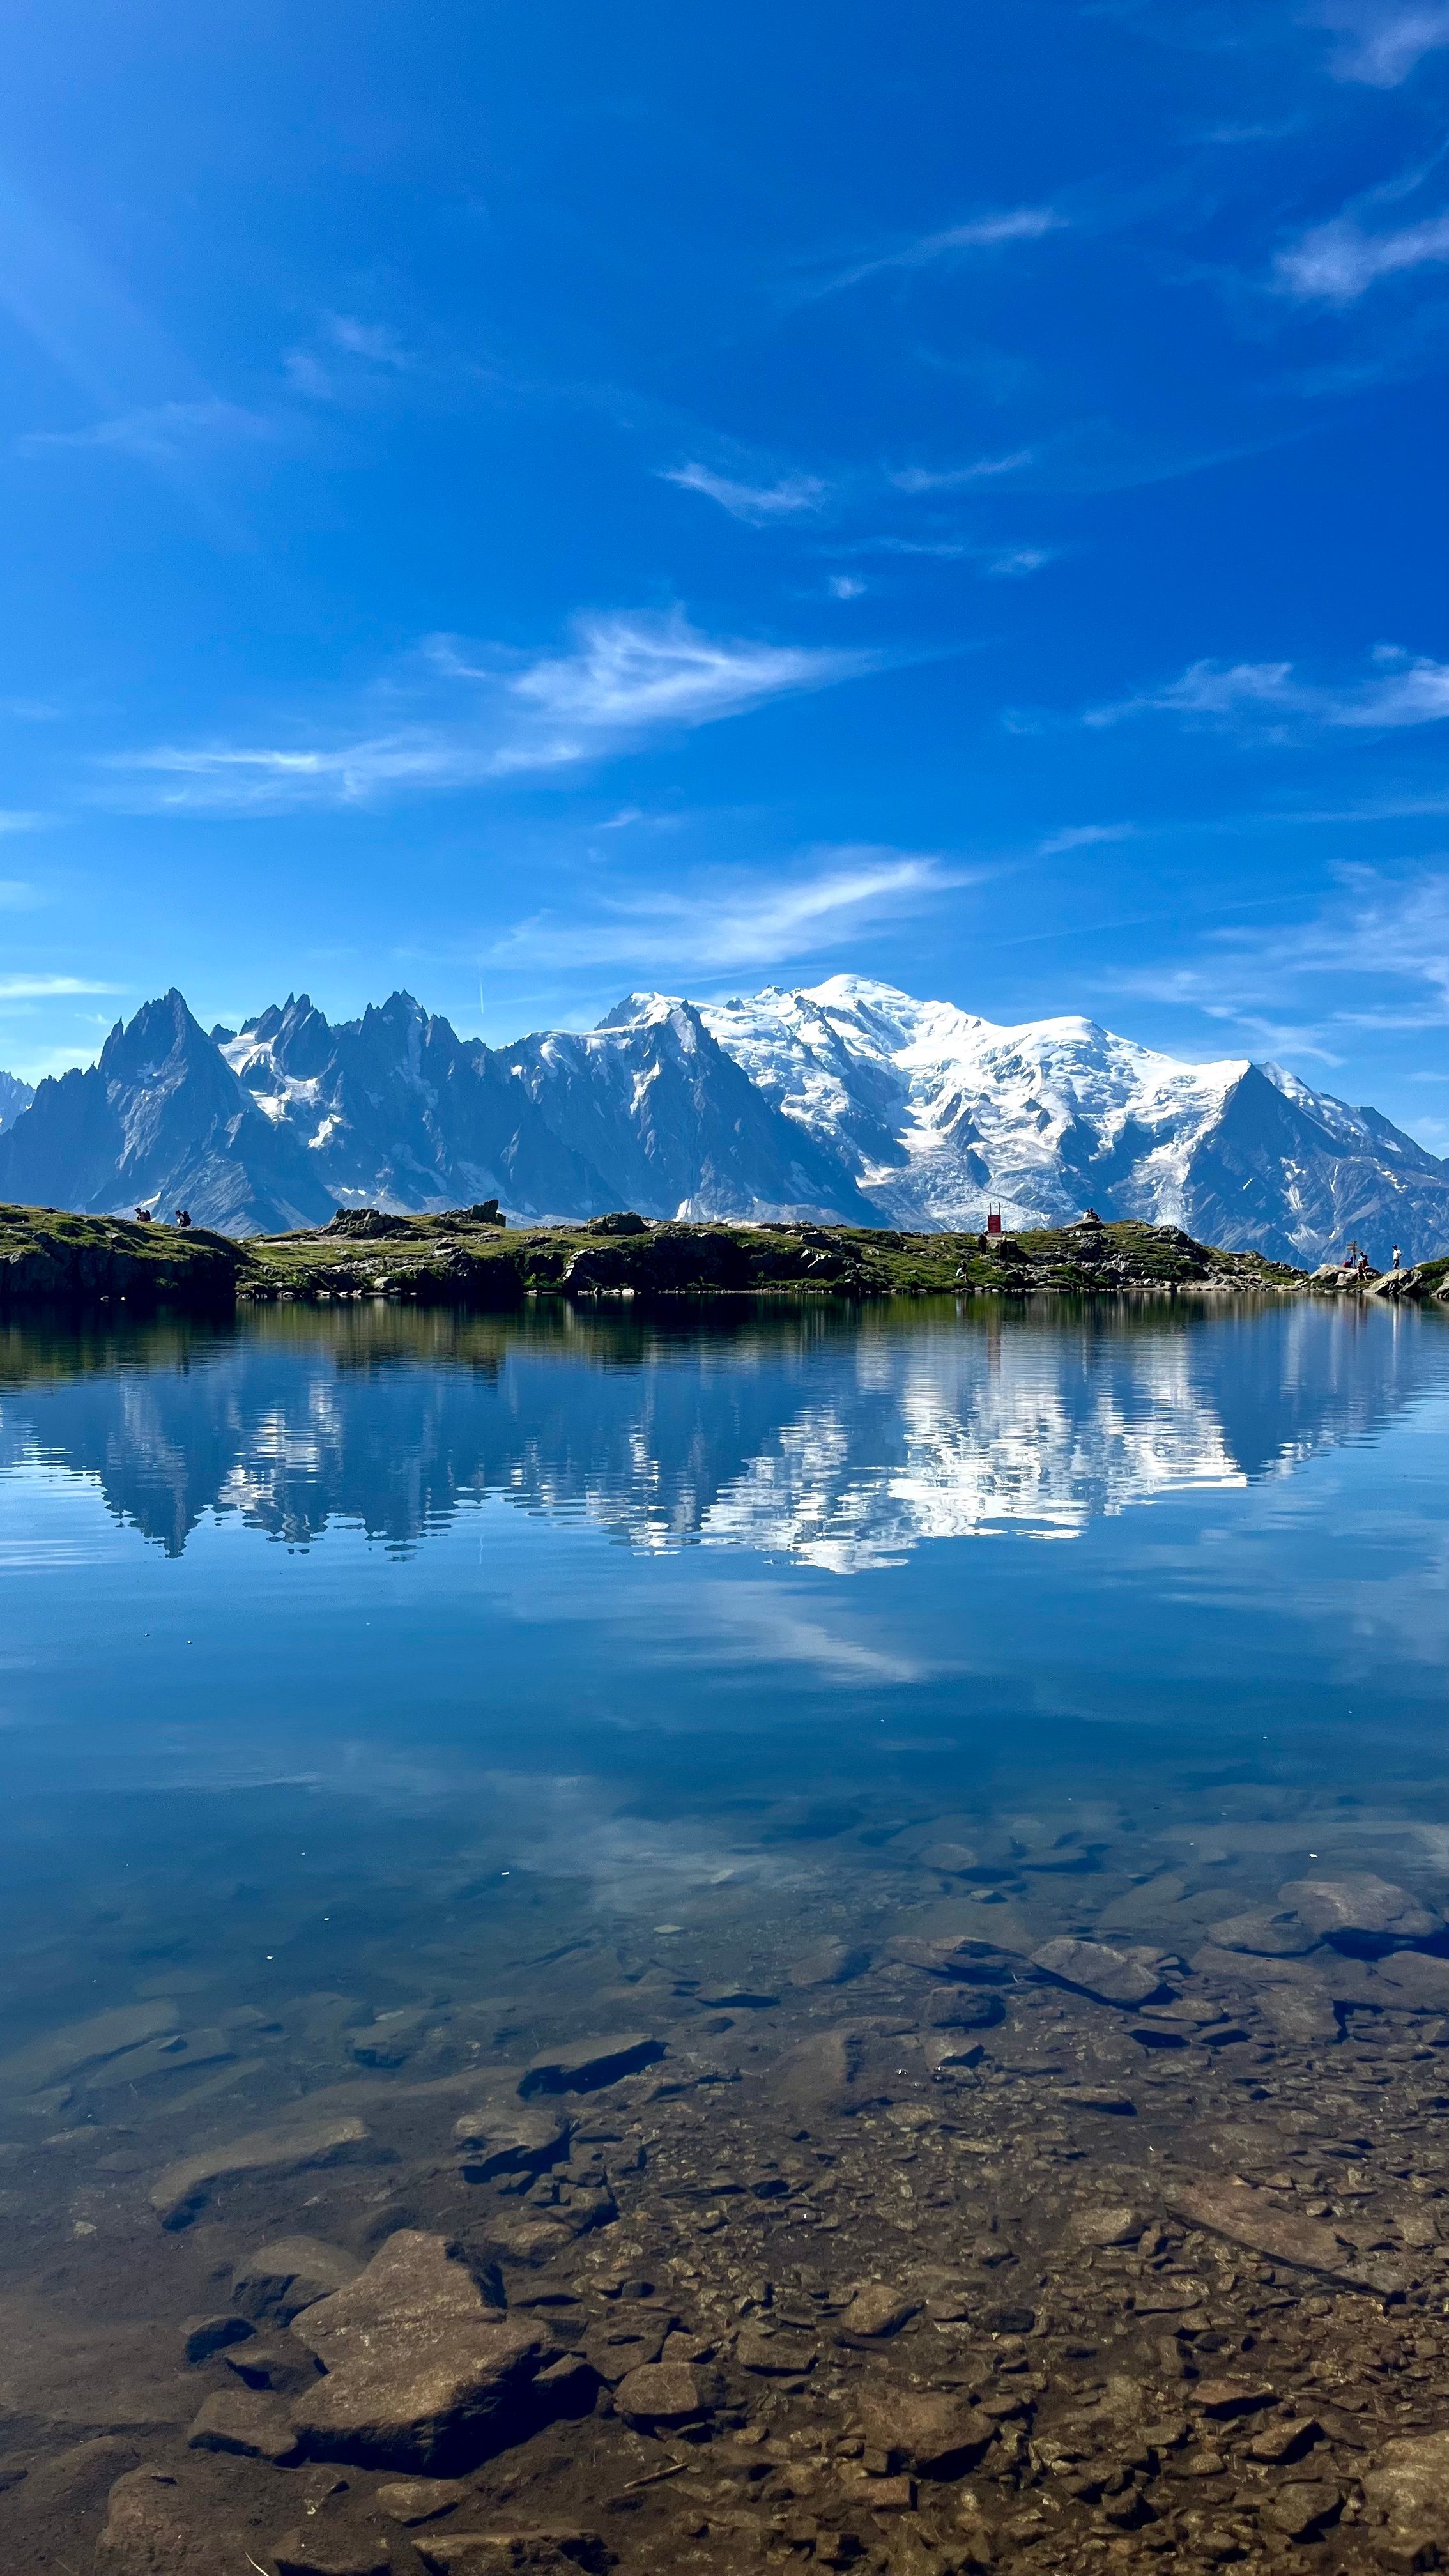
[0,1295,1446,2576]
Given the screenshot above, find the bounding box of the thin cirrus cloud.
[1084,646,1449,733]
[1275,209,1449,302]
[888,448,1038,495]
[1315,1,1449,86]
[1117,871,1449,1042]
[492,847,965,976]
[17,397,276,463]
[0,974,120,999]
[661,462,830,523]
[115,610,880,813]
[809,207,1061,299]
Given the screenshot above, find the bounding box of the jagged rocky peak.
[0,1070,35,1134]
[0,976,1445,1261]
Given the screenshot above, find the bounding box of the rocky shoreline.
[8,1841,1449,2575]
[8,1202,1438,1316]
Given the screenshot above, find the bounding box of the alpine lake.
[1,1289,1448,2576]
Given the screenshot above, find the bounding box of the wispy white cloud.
[662,461,829,523]
[1275,208,1449,302]
[115,610,879,813]
[1116,871,1449,1070]
[0,813,48,838]
[284,311,413,401]
[1315,1,1449,86]
[1036,823,1137,857]
[17,396,276,463]
[1085,645,1449,733]
[0,973,120,999]
[493,846,966,975]
[813,208,1061,298]
[889,447,1038,494]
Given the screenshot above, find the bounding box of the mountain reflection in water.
[0,1294,1432,1564]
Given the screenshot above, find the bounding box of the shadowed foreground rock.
[289,2230,549,2472]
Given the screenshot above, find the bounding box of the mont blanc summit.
[0,975,1444,1265]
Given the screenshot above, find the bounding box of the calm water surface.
[0,1296,1445,1989]
[2,1294,1448,2572]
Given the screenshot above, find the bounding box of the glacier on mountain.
[0,974,1445,1264]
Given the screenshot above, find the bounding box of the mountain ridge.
[0,974,1445,1264]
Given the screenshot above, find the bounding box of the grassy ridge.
[236,1208,1303,1305]
[0,1204,240,1310]
[6,1200,1440,1312]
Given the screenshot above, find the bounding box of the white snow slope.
[689,976,1248,1230]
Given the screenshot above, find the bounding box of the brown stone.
[837,2284,919,2339]
[1361,2430,1449,2550]
[413,2531,606,2574]
[518,2034,663,2096]
[1261,2480,1341,2540]
[1029,1938,1172,2007]
[272,2530,391,2576]
[1193,2379,1275,2418]
[1167,2176,1406,2290]
[95,2467,236,2576]
[735,2327,816,2375]
[233,2234,364,2326]
[376,2478,472,2524]
[1207,1909,1315,1957]
[1070,2205,1143,2249]
[150,2115,372,2227]
[855,2388,996,2478]
[289,2229,546,2471]
[613,2361,704,2425]
[787,1940,869,1989]
[187,2384,301,2462]
[1278,1874,1438,1943]
[1247,2418,1321,2464]
[453,2099,572,2179]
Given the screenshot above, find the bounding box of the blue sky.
[1,0,1447,1141]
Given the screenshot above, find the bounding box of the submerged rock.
[1206,1908,1315,1957]
[613,2361,705,2426]
[95,2467,237,2576]
[272,2530,391,2576]
[836,2284,919,2339]
[787,1939,870,1988]
[0,1999,179,2094]
[187,2384,300,2462]
[1278,1873,1439,1945]
[453,2097,573,2181]
[1167,2177,1405,2290]
[375,2478,472,2524]
[150,2114,372,2227]
[854,2387,996,2477]
[1362,2428,1449,2554]
[233,2234,364,2326]
[289,2228,548,2472]
[1029,1938,1173,2007]
[518,2034,663,2096]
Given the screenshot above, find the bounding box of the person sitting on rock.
[135,1206,152,1222]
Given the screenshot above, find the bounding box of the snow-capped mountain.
[689,976,1449,1265]
[0,974,1445,1264]
[218,990,604,1220]
[505,993,875,1223]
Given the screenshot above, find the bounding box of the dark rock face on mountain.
[0,1071,33,1133]
[0,992,331,1234]
[506,994,874,1224]
[222,992,604,1223]
[1177,1064,1449,1270]
[0,978,1445,1257]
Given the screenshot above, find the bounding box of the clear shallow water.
[2,1294,1449,2573]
